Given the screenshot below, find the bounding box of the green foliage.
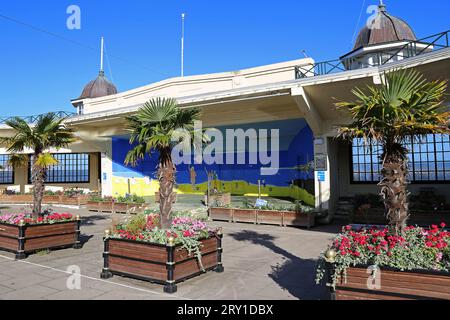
[124,97,208,166]
[116,194,145,204]
[124,214,147,235]
[237,198,315,213]
[337,69,449,144]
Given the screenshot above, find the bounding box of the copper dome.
[353,3,417,50]
[78,71,118,99]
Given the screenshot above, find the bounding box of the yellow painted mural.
[112,175,315,206]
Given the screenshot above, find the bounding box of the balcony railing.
[295,30,450,79]
[0,111,76,125]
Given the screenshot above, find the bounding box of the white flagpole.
[181,13,185,77]
[100,36,104,72]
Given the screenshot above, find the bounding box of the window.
[0,155,14,184]
[351,134,450,183]
[29,153,90,183]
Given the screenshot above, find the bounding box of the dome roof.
[353,3,416,50]
[78,71,118,99]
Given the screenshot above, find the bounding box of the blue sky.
[0,0,449,117]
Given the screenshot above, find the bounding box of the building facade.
[1,3,449,217]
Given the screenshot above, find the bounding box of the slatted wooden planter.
[0,194,89,206]
[86,201,146,213]
[332,266,450,300]
[210,207,315,228]
[209,207,233,222]
[0,218,82,259]
[256,210,284,226]
[233,209,257,224]
[283,211,315,229]
[101,233,224,293]
[0,195,33,204]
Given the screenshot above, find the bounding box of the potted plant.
[101,213,223,293]
[316,224,450,300]
[317,69,450,300]
[0,113,75,217]
[0,212,82,259]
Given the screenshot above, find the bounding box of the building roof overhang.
[64,47,450,135]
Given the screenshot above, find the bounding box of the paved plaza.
[0,202,340,300]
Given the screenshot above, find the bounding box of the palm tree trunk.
[158,150,176,229]
[379,143,409,235]
[32,160,46,218]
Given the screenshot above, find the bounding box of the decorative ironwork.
[295,30,450,79]
[0,111,76,125]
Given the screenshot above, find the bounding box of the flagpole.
[181,13,185,77]
[100,36,104,72]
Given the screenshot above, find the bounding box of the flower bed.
[0,213,82,259]
[316,224,450,300]
[101,213,223,293]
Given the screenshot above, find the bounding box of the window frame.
[349,135,450,185]
[0,155,14,185]
[28,153,90,184]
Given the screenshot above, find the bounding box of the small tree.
[0,114,75,216]
[125,97,207,229]
[336,69,449,234]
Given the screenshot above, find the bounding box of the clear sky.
[0,0,449,117]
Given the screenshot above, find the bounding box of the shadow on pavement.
[228,230,329,300]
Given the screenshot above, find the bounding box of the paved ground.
[0,202,340,300]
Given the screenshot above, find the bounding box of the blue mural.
[111,118,314,201]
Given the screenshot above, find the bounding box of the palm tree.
[125,97,208,229]
[337,69,449,234]
[0,113,75,216]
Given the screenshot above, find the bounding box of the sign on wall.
[315,154,328,171]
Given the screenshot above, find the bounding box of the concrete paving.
[0,203,340,300]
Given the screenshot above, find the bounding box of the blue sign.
[317,171,326,182]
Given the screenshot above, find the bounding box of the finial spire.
[379,0,387,12]
[100,36,104,75]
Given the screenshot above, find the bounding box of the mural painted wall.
[111,118,315,205]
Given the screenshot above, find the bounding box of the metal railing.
[295,30,450,79]
[0,111,76,125]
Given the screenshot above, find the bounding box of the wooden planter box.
[256,210,284,226]
[332,266,450,300]
[86,201,146,213]
[0,195,33,204]
[101,234,224,293]
[155,192,177,203]
[233,209,257,224]
[0,194,89,206]
[0,219,82,259]
[205,193,231,206]
[210,207,315,228]
[283,211,315,229]
[209,207,233,222]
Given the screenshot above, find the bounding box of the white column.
[100,139,113,197]
[314,136,331,212]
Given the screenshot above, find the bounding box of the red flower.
[441,223,446,228]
